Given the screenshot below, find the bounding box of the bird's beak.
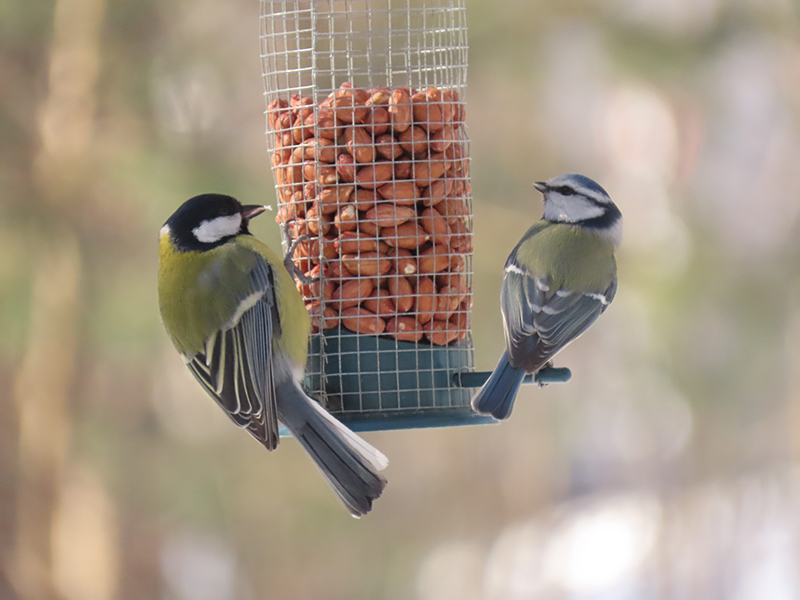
[241,205,269,220]
[533,181,548,193]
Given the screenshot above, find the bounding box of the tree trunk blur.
[9,0,114,597]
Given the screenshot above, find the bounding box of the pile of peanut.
[267,83,472,346]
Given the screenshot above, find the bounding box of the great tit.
[158,193,388,517]
[471,173,622,420]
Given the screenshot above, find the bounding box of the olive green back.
[511,221,617,292]
[158,232,310,366]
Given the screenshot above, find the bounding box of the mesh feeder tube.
[261,0,490,430]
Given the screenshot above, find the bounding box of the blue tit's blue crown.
[556,173,610,200]
[165,193,249,252]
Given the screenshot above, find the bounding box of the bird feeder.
[260,0,567,431]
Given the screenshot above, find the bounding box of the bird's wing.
[501,266,617,373]
[185,253,281,450]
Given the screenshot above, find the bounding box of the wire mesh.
[260,0,485,430]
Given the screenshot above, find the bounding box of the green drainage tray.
[305,327,493,431]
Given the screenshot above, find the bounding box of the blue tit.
[471,173,622,420]
[158,193,387,517]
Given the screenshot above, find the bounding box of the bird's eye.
[555,186,576,196]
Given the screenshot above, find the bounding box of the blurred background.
[2,0,800,598]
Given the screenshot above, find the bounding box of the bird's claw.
[536,361,555,388]
[283,235,320,285]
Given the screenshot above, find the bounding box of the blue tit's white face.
[537,173,623,247]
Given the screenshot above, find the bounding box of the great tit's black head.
[162,193,268,251]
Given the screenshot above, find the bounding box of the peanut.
[449,306,469,340]
[364,106,390,137]
[419,207,451,245]
[335,231,378,255]
[359,219,379,237]
[365,203,416,228]
[303,182,318,202]
[386,275,414,312]
[433,285,461,321]
[351,187,382,211]
[450,218,472,253]
[310,237,337,263]
[334,204,358,232]
[385,247,417,276]
[388,88,412,133]
[412,88,445,133]
[362,288,397,317]
[394,158,413,180]
[418,243,451,274]
[442,88,464,123]
[293,241,313,273]
[344,126,375,163]
[398,125,428,156]
[356,162,394,188]
[341,307,386,335]
[292,114,311,144]
[307,302,339,333]
[440,196,468,225]
[380,222,430,249]
[429,124,456,153]
[318,185,353,213]
[336,153,356,183]
[413,154,447,186]
[331,278,374,311]
[423,319,459,345]
[449,253,465,272]
[341,252,392,277]
[377,180,419,206]
[324,258,353,283]
[375,134,403,160]
[314,110,340,140]
[305,205,331,236]
[286,219,308,239]
[414,276,436,324]
[306,137,337,163]
[386,316,423,342]
[367,88,392,106]
[297,265,320,298]
[332,88,369,124]
[435,271,465,292]
[309,276,336,301]
[267,98,290,130]
[285,160,304,187]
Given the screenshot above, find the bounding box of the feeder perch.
[260,0,568,431]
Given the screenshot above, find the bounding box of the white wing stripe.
[584,292,609,306]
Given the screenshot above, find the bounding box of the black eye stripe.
[550,185,608,207]
[554,185,576,195]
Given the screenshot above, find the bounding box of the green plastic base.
[305,327,491,431]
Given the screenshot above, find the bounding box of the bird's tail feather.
[277,381,387,518]
[471,352,525,420]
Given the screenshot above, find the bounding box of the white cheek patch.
[544,194,605,223]
[193,213,242,243]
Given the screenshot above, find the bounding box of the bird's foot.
[532,361,557,388]
[283,236,319,285]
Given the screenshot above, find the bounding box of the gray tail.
[471,352,525,420]
[277,382,388,518]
